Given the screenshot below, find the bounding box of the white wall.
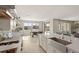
[0,18,10,31]
[49,19,54,33]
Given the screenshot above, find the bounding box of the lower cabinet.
[47,45,63,53]
[39,34,67,53]
[47,39,62,53]
[47,45,56,53]
[39,34,47,52]
[47,39,66,53]
[54,47,63,53]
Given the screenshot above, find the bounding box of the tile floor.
[21,36,45,53]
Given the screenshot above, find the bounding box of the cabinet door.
[47,39,55,53]
[42,36,47,51]
[47,45,55,53]
[47,39,66,53]
[47,44,63,53]
[0,19,10,30]
[39,35,47,51]
[54,47,63,53]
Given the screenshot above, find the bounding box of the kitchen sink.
[49,37,71,45]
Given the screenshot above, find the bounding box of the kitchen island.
[39,33,79,53]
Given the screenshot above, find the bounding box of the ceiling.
[15,5,79,21]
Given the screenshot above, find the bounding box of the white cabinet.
[47,39,66,53]
[47,44,59,53]
[47,39,60,53]
[39,34,47,52]
[39,34,68,53]
[51,47,62,53]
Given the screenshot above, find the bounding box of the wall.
[53,19,60,33]
[0,18,10,31]
[49,19,54,34]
